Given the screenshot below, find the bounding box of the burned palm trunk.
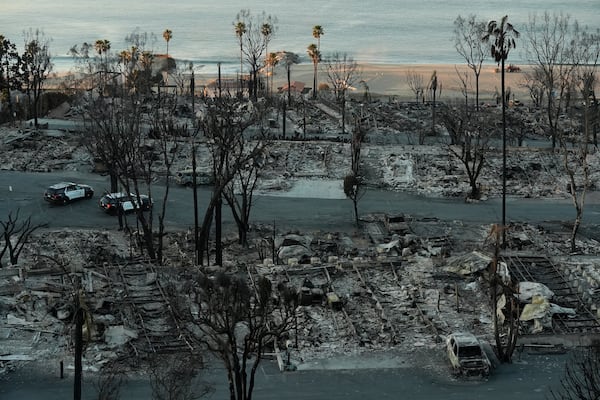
[192,141,201,265]
[488,225,519,363]
[73,305,83,400]
[215,193,222,266]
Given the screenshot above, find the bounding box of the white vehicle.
[446,332,491,377]
[99,192,152,214]
[44,182,94,204]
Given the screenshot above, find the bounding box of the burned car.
[175,169,214,186]
[446,332,491,377]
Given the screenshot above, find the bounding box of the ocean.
[1,0,598,74]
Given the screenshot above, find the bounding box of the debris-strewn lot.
[1,125,595,201]
[1,217,600,376]
[2,99,599,200]
[1,99,600,377]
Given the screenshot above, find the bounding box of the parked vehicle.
[175,169,214,186]
[44,182,94,205]
[98,192,152,214]
[446,332,491,377]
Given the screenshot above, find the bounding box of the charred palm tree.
[307,43,321,99]
[483,15,519,248]
[234,20,246,95]
[312,25,324,51]
[162,29,172,85]
[93,39,111,96]
[266,52,278,97]
[261,23,273,96]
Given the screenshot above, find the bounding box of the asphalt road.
[0,170,598,235]
[0,352,570,400]
[0,169,581,399]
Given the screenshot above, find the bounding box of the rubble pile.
[2,97,597,201]
[2,215,599,375]
[1,99,600,377]
[0,127,90,172]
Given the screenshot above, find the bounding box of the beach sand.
[274,62,531,102]
[48,62,532,103]
[187,63,531,103]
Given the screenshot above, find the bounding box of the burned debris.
[1,214,599,377]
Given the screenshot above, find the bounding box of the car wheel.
[62,198,68,205]
[86,192,93,199]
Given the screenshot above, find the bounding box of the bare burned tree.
[455,65,471,119]
[74,29,183,264]
[148,353,213,400]
[344,116,367,226]
[20,29,53,127]
[234,10,277,101]
[152,117,182,262]
[549,343,600,400]
[84,94,154,258]
[405,70,425,103]
[0,35,20,124]
[222,154,264,247]
[121,29,159,97]
[441,105,491,200]
[505,108,530,147]
[220,101,270,248]
[0,209,46,267]
[84,91,179,262]
[524,12,580,148]
[196,95,268,264]
[172,271,297,400]
[522,66,546,108]
[453,15,487,111]
[558,27,600,252]
[68,39,119,97]
[324,52,361,135]
[93,360,128,400]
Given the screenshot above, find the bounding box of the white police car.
[44,182,94,205]
[99,192,153,214]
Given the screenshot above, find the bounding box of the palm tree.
[162,29,172,57]
[312,25,324,51]
[162,29,172,85]
[266,52,278,96]
[234,20,246,94]
[307,43,321,99]
[427,70,441,133]
[94,39,110,95]
[276,51,300,138]
[277,51,300,106]
[261,23,273,95]
[483,15,519,248]
[94,39,110,56]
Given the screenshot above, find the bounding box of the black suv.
[99,192,152,214]
[44,182,94,205]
